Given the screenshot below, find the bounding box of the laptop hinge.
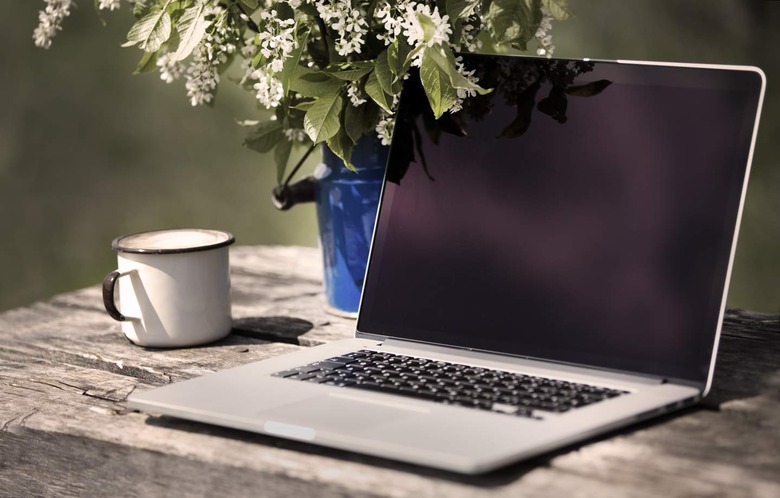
[377,338,668,386]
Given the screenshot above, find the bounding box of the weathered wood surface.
[1,245,778,498]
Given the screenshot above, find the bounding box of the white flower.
[402,2,452,66]
[185,45,220,106]
[284,128,307,142]
[32,0,74,49]
[457,19,483,53]
[347,81,366,107]
[375,95,399,145]
[256,11,296,72]
[450,57,479,114]
[374,0,412,45]
[182,3,241,105]
[316,0,368,56]
[403,3,452,49]
[252,68,285,108]
[375,112,395,146]
[98,0,121,11]
[535,7,555,58]
[156,52,185,83]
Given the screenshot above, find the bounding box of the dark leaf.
[537,86,568,124]
[243,120,283,153]
[567,79,613,97]
[499,80,540,138]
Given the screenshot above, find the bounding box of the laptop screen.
[357,55,763,384]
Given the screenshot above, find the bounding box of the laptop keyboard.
[272,350,628,419]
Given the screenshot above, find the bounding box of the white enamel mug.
[102,229,235,347]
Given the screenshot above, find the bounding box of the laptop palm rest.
[260,394,423,436]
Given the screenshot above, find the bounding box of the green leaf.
[123,4,174,52]
[364,71,393,113]
[304,94,343,143]
[325,61,374,81]
[344,103,366,144]
[416,10,439,43]
[280,30,310,95]
[291,99,316,111]
[427,45,492,95]
[289,68,343,98]
[326,128,356,171]
[239,0,260,10]
[274,138,293,184]
[171,1,209,61]
[374,50,395,96]
[361,101,381,134]
[483,0,533,48]
[420,49,458,119]
[243,120,283,153]
[447,0,481,20]
[133,50,159,74]
[542,0,572,20]
[274,1,295,21]
[387,38,412,77]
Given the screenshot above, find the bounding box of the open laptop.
[128,55,765,474]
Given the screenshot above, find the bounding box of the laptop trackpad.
[260,392,428,437]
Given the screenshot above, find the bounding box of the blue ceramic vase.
[314,137,388,316]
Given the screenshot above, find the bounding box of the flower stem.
[282,142,318,188]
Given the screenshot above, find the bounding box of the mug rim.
[112,228,235,255]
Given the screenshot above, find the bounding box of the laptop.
[128,55,765,474]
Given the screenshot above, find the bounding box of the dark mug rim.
[112,228,235,255]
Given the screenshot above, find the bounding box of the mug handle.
[102,271,127,322]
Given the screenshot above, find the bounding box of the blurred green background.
[1,0,777,312]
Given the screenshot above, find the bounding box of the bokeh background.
[1,0,778,313]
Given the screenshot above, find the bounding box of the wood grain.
[1,246,778,497]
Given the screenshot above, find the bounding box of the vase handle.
[272,176,316,210]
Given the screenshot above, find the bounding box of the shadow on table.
[142,406,701,487]
[230,316,314,345]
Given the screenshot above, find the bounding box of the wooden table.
[1,246,778,497]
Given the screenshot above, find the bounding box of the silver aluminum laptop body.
[128,57,765,474]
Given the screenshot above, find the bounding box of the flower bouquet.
[34,0,570,181]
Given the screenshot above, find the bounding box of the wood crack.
[28,379,67,391]
[1,409,38,432]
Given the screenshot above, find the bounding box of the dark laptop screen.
[357,56,763,384]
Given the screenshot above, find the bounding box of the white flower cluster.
[157,52,185,84]
[374,0,412,45]
[284,128,307,142]
[185,46,220,106]
[200,4,239,64]
[256,11,296,73]
[457,18,483,53]
[245,10,297,109]
[316,0,368,56]
[450,57,479,114]
[184,4,239,106]
[252,68,285,108]
[402,3,452,66]
[98,0,121,11]
[375,95,400,145]
[347,81,367,107]
[535,7,555,58]
[33,0,74,49]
